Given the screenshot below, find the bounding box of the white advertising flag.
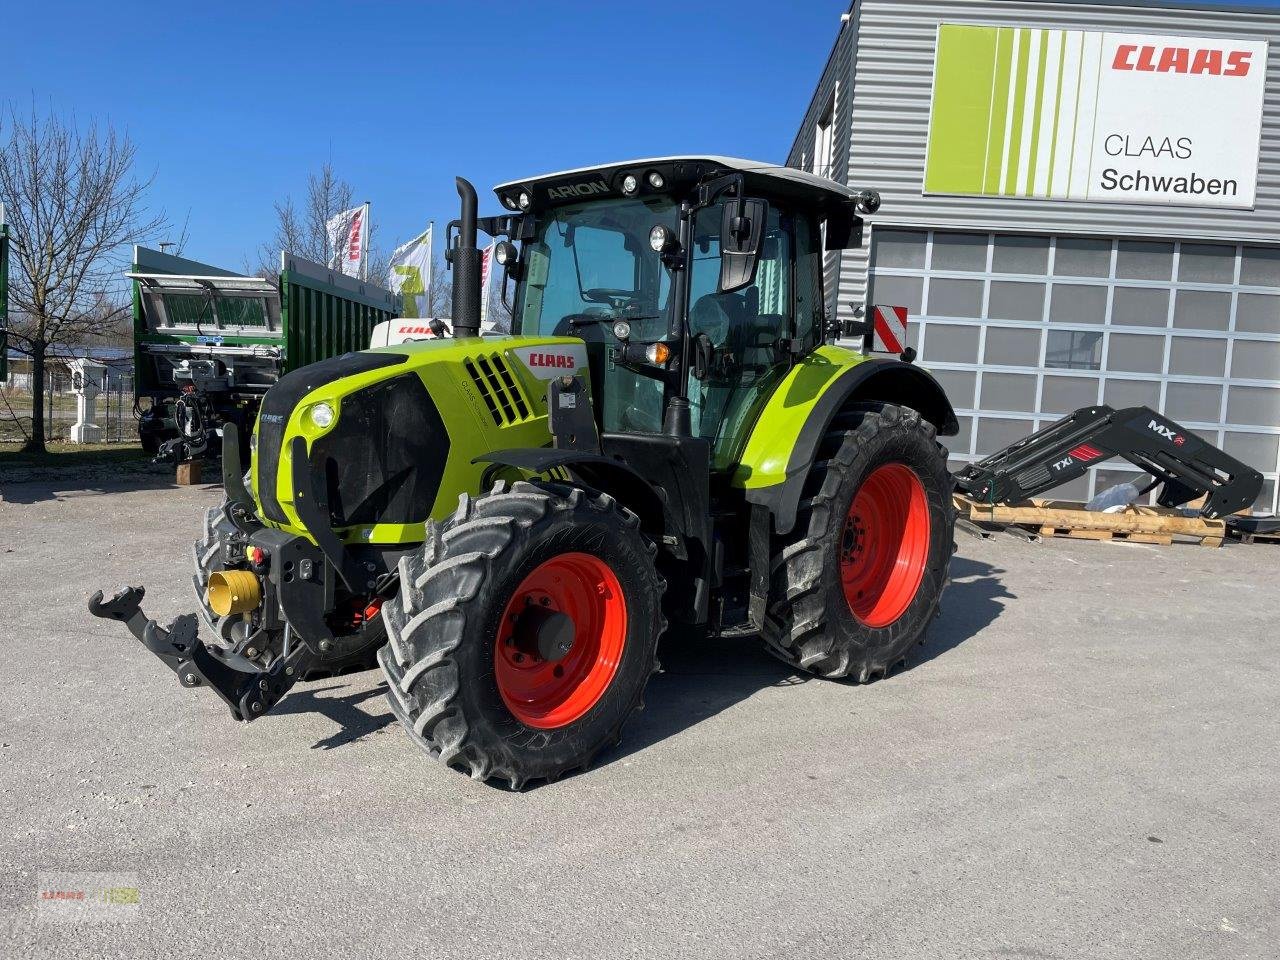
[479,240,496,326]
[326,202,369,278]
[388,225,433,318]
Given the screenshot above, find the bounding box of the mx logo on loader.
[1149,419,1187,445]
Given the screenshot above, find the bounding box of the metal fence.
[1,366,136,444]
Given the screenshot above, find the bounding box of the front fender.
[733,346,957,535]
[473,447,666,541]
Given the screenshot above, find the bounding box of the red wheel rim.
[494,552,627,729]
[839,463,931,628]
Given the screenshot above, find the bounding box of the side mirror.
[718,198,767,293]
[825,191,880,251]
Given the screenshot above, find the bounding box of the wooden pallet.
[1230,529,1280,545]
[1035,525,1173,546]
[954,494,1225,547]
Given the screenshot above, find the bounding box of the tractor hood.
[249,336,590,545]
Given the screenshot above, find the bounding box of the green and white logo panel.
[924,24,1268,209]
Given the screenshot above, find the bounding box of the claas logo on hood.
[525,352,577,369]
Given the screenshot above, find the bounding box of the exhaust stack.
[451,177,482,339]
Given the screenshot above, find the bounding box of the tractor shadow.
[0,473,215,505]
[270,681,397,750]
[601,555,1010,768]
[263,556,1011,766]
[901,555,1013,677]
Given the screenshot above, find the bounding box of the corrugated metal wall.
[789,15,857,314]
[790,0,1280,309]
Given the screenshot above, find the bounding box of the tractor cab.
[487,157,878,469]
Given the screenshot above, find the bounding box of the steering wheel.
[583,288,635,306]
[552,313,614,341]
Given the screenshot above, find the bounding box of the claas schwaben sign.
[924,24,1268,208]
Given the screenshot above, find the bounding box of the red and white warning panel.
[870,304,908,355]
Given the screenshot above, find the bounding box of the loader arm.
[953,405,1263,519]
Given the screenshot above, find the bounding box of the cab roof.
[493,156,860,213]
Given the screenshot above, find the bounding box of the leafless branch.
[0,105,169,450]
[255,162,389,282]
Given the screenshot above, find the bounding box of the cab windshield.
[515,196,678,342]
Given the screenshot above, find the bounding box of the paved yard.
[1,475,1277,959]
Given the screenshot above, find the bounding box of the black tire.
[192,501,382,677]
[763,403,954,681]
[378,480,665,789]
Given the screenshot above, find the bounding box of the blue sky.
[6,1,852,274]
[9,0,1277,275]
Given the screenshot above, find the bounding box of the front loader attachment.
[88,586,312,721]
[953,405,1263,519]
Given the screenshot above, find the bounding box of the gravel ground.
[1,476,1277,959]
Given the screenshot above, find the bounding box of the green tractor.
[90,157,958,788]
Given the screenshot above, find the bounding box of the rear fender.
[733,348,957,535]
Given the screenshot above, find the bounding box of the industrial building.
[792,0,1280,511]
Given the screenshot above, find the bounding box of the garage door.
[869,229,1280,513]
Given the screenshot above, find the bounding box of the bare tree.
[415,251,515,330]
[427,253,452,317]
[0,107,168,452]
[255,163,389,284]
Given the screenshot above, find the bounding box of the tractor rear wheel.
[378,480,664,788]
[763,403,954,681]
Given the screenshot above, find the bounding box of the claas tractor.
[90,157,959,788]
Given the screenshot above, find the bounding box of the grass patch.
[0,441,151,473]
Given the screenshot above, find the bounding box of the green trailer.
[132,247,396,459]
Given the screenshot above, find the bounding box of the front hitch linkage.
[88,586,310,721]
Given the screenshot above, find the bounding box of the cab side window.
[687,204,792,348]
[686,202,794,467]
[794,213,823,349]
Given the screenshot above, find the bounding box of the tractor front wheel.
[763,403,954,681]
[379,480,664,788]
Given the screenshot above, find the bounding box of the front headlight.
[310,402,335,429]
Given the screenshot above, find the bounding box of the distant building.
[792,0,1280,512]
[3,345,133,393]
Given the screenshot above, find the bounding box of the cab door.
[686,202,798,471]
